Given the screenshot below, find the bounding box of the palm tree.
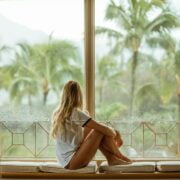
[6,39,83,105]
[30,39,83,105]
[148,31,180,118]
[96,55,122,103]
[95,55,128,120]
[96,0,179,115]
[4,43,39,105]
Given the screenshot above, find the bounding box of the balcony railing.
[0,120,180,160]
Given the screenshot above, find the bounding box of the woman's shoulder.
[72,108,82,114]
[73,108,88,114]
[71,108,86,119]
[70,108,79,118]
[72,108,89,117]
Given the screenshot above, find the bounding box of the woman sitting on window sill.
[51,80,132,170]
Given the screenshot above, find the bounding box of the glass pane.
[0,0,84,159]
[95,0,180,159]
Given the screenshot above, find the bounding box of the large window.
[95,0,180,158]
[0,0,84,159]
[0,0,180,160]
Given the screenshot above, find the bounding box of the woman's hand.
[114,130,123,147]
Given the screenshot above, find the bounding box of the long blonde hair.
[51,80,83,139]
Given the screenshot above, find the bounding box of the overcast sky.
[0,0,84,40]
[0,0,179,41]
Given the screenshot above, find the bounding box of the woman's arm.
[85,119,116,137]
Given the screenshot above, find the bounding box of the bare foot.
[108,157,132,166]
[120,155,133,163]
[116,152,134,163]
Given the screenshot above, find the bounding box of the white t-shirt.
[55,109,91,168]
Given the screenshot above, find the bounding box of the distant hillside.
[0,14,49,46]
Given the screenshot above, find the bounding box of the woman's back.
[56,108,91,167]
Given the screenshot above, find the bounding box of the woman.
[51,80,132,170]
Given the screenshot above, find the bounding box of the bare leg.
[67,129,104,169]
[83,127,126,164]
[101,136,132,162]
[99,143,129,165]
[83,127,132,163]
[68,129,130,169]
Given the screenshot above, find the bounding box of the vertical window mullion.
[84,0,95,118]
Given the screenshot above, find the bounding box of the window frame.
[85,0,180,160]
[84,0,95,119]
[0,0,180,161]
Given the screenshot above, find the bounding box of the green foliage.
[0,0,179,121]
[175,50,180,75]
[96,102,127,122]
[135,83,160,112]
[0,39,83,105]
[96,0,179,116]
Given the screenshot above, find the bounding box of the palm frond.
[96,26,123,38]
[105,1,132,29]
[147,34,176,53]
[145,11,179,32]
[109,40,126,55]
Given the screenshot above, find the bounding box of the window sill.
[1,159,180,179]
[1,171,180,179]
